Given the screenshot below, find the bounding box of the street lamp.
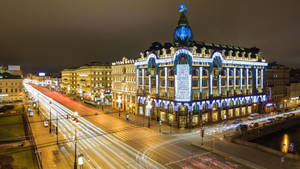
[56,110,59,144]
[73,112,79,169]
[146,96,152,128]
[49,100,52,133]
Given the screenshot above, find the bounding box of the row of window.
[0,82,22,86]
[0,88,22,93]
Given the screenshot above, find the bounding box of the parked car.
[233,119,241,124]
[43,120,49,127]
[249,122,259,128]
[236,124,248,132]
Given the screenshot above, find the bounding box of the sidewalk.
[191,135,300,169]
[28,109,71,169]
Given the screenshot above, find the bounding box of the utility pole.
[74,127,77,169]
[56,112,59,144]
[49,101,52,133]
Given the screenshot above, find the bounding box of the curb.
[232,139,300,160]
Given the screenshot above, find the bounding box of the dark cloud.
[0,0,299,73]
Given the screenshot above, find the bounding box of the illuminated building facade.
[111,57,137,114]
[135,3,268,128]
[61,62,112,102]
[0,72,23,103]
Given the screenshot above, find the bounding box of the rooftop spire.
[174,1,193,46]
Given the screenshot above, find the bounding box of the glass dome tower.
[174,3,193,46]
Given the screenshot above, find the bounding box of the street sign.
[281,156,285,163]
[201,129,205,137]
[78,154,84,166]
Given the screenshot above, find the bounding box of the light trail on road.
[25,83,165,169]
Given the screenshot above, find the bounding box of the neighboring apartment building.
[288,83,300,108]
[111,57,137,114]
[265,62,290,112]
[0,72,23,103]
[134,3,268,128]
[61,62,112,102]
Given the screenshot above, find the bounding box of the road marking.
[164,152,211,166]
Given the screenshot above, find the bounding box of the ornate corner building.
[134,3,268,128]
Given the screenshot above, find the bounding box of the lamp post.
[73,112,79,169]
[146,96,152,128]
[49,101,52,133]
[56,110,59,144]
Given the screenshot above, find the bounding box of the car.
[43,120,49,127]
[249,122,259,128]
[236,124,248,131]
[248,113,260,120]
[233,119,241,124]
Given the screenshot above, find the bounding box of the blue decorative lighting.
[179,4,187,13]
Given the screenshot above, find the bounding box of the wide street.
[24,83,249,169]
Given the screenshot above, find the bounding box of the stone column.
[142,69,145,91]
[165,67,168,94]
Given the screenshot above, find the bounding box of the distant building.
[25,73,61,90]
[134,3,268,128]
[264,62,290,112]
[111,57,137,114]
[0,72,23,103]
[288,83,300,108]
[0,65,22,77]
[61,62,112,102]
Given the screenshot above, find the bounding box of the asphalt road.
[26,83,247,169]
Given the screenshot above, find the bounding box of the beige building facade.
[111,57,137,114]
[0,78,23,103]
[61,63,112,101]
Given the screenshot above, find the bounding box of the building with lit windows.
[61,62,112,102]
[0,72,23,103]
[111,57,137,114]
[134,3,268,128]
[264,62,290,112]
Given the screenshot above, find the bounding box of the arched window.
[160,68,165,76]
[229,100,233,107]
[168,68,174,76]
[192,67,199,76]
[202,103,208,111]
[168,104,173,113]
[193,104,199,114]
[160,102,165,109]
[203,69,209,76]
[222,101,227,108]
[177,54,189,64]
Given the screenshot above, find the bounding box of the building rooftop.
[0,72,22,79]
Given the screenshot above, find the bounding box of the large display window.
[221,110,227,120]
[212,111,218,122]
[202,113,208,123]
[235,108,240,117]
[228,109,233,118]
[160,112,166,122]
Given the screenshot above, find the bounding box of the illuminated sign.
[0,94,8,97]
[79,74,88,77]
[175,64,191,101]
[38,72,46,77]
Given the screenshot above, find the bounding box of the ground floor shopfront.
[137,95,266,128]
[137,104,256,128]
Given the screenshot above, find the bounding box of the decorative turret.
[174,3,193,46]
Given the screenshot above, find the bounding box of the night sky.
[0,0,299,73]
